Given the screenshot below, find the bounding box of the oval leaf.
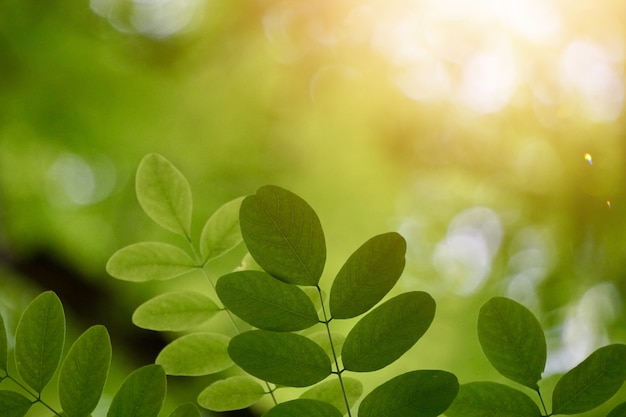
[156,333,232,376]
[300,377,362,414]
[59,325,112,417]
[445,382,541,417]
[477,297,546,390]
[342,291,435,372]
[107,364,166,417]
[0,314,7,372]
[135,153,192,236]
[359,370,459,417]
[200,196,244,262]
[216,271,319,332]
[329,232,406,319]
[229,330,331,387]
[15,291,65,393]
[0,391,32,417]
[168,403,201,417]
[106,242,196,282]
[240,185,326,286]
[552,344,626,415]
[263,399,342,417]
[197,376,266,412]
[132,291,220,331]
[607,402,626,417]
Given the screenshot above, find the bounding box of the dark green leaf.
[477,297,546,390]
[0,314,7,372]
[239,185,326,286]
[552,344,626,414]
[342,291,435,372]
[197,376,266,411]
[0,391,32,417]
[15,291,65,393]
[607,402,626,417]
[156,333,232,376]
[300,377,362,414]
[445,382,541,417]
[263,399,342,417]
[329,232,406,319]
[359,370,458,417]
[168,403,201,417]
[200,196,244,262]
[216,271,319,331]
[106,242,196,282]
[107,364,166,417]
[229,330,331,387]
[59,325,111,417]
[132,291,220,331]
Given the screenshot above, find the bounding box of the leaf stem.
[536,388,549,416]
[5,373,63,416]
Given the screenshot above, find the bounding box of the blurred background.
[1,0,625,415]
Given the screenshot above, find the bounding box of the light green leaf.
[107,364,166,417]
[216,271,319,332]
[0,390,32,417]
[0,314,7,372]
[239,185,326,286]
[445,382,541,417]
[59,325,111,417]
[156,333,232,376]
[229,330,331,387]
[300,377,362,414]
[552,344,626,415]
[135,153,192,237]
[342,291,435,372]
[106,242,196,282]
[15,291,65,393]
[359,370,458,417]
[168,402,201,417]
[263,399,342,417]
[307,331,345,361]
[197,376,266,411]
[329,232,406,319]
[477,297,546,390]
[200,196,244,262]
[607,402,626,417]
[132,291,220,331]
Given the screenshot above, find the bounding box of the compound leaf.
[300,377,362,414]
[445,382,541,417]
[359,370,458,417]
[107,364,166,417]
[200,196,244,262]
[607,402,626,417]
[477,297,546,390]
[307,331,345,361]
[0,314,7,372]
[342,291,435,372]
[0,391,32,417]
[156,333,232,376]
[15,291,65,393]
[106,242,196,282]
[132,291,220,331]
[197,376,266,412]
[229,330,331,387]
[240,185,326,286]
[216,271,319,332]
[552,344,626,415]
[329,232,406,319]
[168,403,201,417]
[263,399,342,417]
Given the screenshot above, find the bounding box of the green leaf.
[239,185,326,286]
[0,391,32,417]
[342,291,435,372]
[156,333,232,376]
[477,297,546,390]
[607,402,626,417]
[307,331,345,361]
[132,291,220,331]
[229,330,331,387]
[59,325,112,417]
[216,271,319,332]
[0,314,7,372]
[197,376,266,411]
[168,403,201,417]
[359,370,458,417]
[107,364,166,417]
[200,196,244,262]
[263,399,342,417]
[552,344,626,415]
[329,232,406,319]
[135,153,192,237]
[15,291,65,393]
[300,377,363,414]
[106,242,196,282]
[445,382,541,417]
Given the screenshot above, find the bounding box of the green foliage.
[107,364,166,417]
[197,376,266,411]
[156,333,232,376]
[132,291,221,331]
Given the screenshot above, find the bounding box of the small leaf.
[552,344,626,415]
[0,314,7,372]
[329,232,406,319]
[106,242,196,282]
[107,364,166,417]
[229,330,331,387]
[359,370,459,417]
[156,333,232,376]
[15,291,65,393]
[342,291,435,372]
[607,402,626,417]
[263,399,342,417]
[200,196,244,262]
[216,271,319,332]
[477,297,546,390]
[445,382,541,417]
[168,403,201,417]
[240,185,326,286]
[307,331,345,361]
[300,377,362,414]
[197,376,266,411]
[132,291,220,331]
[0,391,32,417]
[59,325,112,417]
[135,153,192,237]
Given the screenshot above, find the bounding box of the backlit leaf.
[197,376,266,411]
[263,399,342,417]
[477,297,546,390]
[156,333,232,376]
[200,196,244,262]
[307,331,345,361]
[168,403,201,417]
[107,364,166,417]
[445,382,541,417]
[300,377,362,414]
[342,291,435,372]
[329,232,406,319]
[0,314,7,372]
[240,185,326,286]
[132,291,220,331]
[106,242,196,282]
[607,402,626,417]
[0,391,32,417]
